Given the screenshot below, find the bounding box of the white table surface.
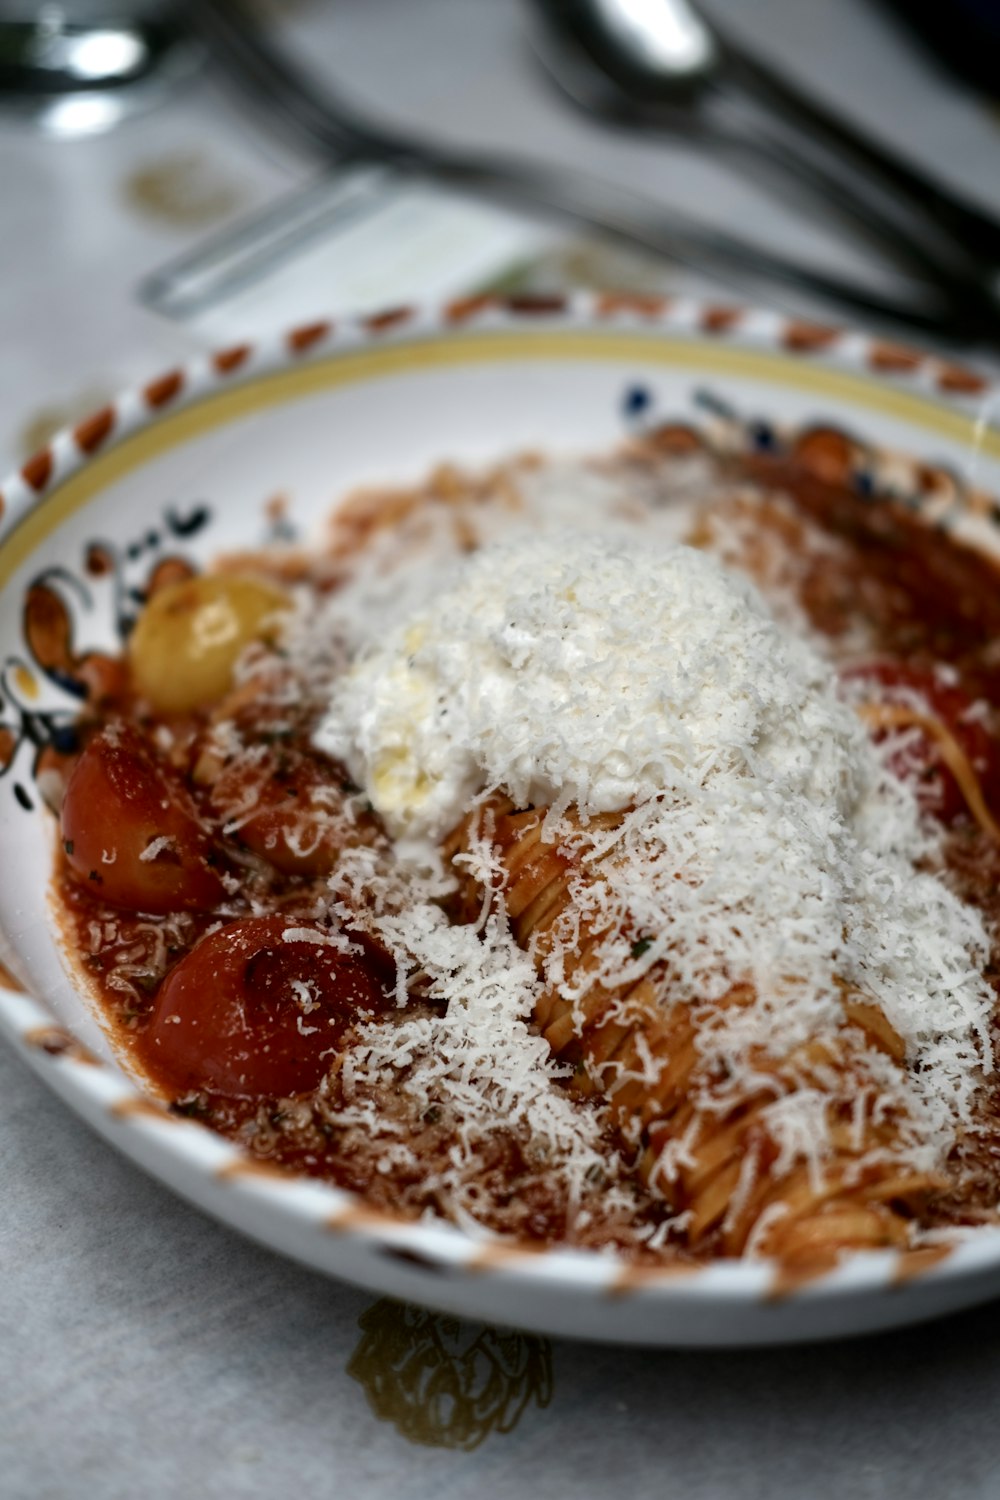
[4,3,1000,1495]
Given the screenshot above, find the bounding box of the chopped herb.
[63,839,74,856]
[171,1096,211,1121]
[631,938,652,959]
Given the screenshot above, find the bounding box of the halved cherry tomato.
[60,723,226,913]
[207,747,367,878]
[144,915,391,1098]
[843,660,1000,824]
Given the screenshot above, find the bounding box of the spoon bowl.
[534,0,719,105]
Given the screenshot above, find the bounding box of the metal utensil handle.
[139,167,395,319]
[654,87,987,306]
[179,0,994,344]
[719,25,1000,272]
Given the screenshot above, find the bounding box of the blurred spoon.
[532,0,1000,296]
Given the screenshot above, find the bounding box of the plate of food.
[3,292,1000,1346]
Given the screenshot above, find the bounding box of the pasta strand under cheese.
[857,702,1000,842]
[445,795,942,1261]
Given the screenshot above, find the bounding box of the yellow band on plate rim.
[1,329,997,589]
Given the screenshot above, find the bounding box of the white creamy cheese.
[315,531,862,840]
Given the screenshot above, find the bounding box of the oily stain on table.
[122,151,248,230]
[346,1298,553,1451]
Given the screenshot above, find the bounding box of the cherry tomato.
[843,660,1000,823]
[144,915,391,1098]
[61,723,226,913]
[208,747,365,877]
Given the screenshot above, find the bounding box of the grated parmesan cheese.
[138,836,177,863]
[305,509,996,1184]
[338,895,633,1217]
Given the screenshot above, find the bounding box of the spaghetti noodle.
[444,795,939,1263]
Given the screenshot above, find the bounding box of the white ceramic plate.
[4,293,1000,1347]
